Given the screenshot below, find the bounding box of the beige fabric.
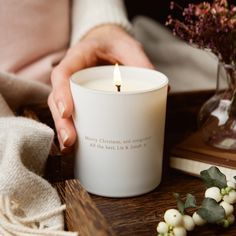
[0,0,70,85]
[0,0,131,85]
[0,117,59,226]
[0,194,77,235]
[0,71,50,111]
[0,73,77,235]
[0,94,13,117]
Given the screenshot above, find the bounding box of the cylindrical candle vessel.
[70,66,168,197]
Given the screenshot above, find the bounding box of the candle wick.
[116,85,121,92]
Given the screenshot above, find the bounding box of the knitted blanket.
[0,71,77,235]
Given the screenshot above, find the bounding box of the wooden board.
[55,171,236,236]
[56,180,115,236]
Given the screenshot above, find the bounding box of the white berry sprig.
[157,193,196,236]
[156,166,236,236]
[197,166,236,228]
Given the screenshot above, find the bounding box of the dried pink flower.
[167,0,236,66]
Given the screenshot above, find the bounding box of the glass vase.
[198,61,236,150]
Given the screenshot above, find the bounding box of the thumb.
[50,42,93,118]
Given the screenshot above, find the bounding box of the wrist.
[81,24,128,41]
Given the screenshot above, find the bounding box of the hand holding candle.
[48,24,154,151]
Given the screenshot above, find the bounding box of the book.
[169,130,236,180]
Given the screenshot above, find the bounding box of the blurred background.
[123,0,234,93]
[124,0,204,24]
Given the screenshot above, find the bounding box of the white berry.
[192,212,206,226]
[223,190,236,204]
[182,214,195,231]
[156,221,168,234]
[220,201,234,217]
[173,226,187,236]
[164,209,183,226]
[205,187,222,202]
[227,214,235,225]
[227,181,236,189]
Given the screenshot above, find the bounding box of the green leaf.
[200,166,227,189]
[173,193,196,214]
[184,193,196,209]
[173,193,185,214]
[197,198,225,224]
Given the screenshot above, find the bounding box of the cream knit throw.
[0,72,77,235]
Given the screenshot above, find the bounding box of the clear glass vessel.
[198,62,236,150]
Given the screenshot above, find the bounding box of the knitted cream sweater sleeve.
[70,0,132,45]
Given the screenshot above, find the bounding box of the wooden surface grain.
[56,180,115,236]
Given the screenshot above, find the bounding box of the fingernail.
[60,145,67,154]
[61,146,74,155]
[57,101,65,117]
[59,142,67,154]
[60,129,69,145]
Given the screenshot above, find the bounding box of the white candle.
[70,65,168,197]
[73,65,167,92]
[79,77,161,92]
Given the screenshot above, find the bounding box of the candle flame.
[113,63,122,86]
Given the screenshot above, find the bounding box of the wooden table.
[33,90,236,235]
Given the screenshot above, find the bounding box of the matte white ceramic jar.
[70,66,168,197]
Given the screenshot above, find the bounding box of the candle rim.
[70,65,168,95]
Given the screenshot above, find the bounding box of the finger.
[58,134,75,154]
[51,66,74,119]
[48,93,77,148]
[51,42,95,119]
